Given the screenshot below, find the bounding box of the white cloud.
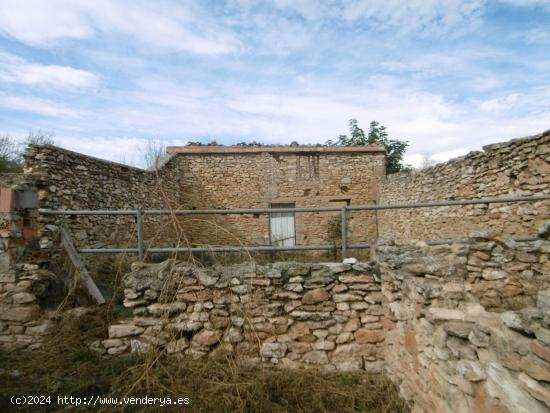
[0,0,239,55]
[477,93,521,112]
[341,0,485,34]
[0,0,93,45]
[0,52,99,90]
[66,75,548,163]
[0,93,77,117]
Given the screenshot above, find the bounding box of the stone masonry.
[378,131,550,242]
[94,225,550,412]
[98,260,387,372]
[379,227,550,412]
[166,144,386,246]
[23,144,181,250]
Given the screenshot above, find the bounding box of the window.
[269,203,296,246]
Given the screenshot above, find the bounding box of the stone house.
[165,144,386,247]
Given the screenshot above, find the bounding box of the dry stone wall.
[23,145,181,250]
[378,132,550,242]
[378,226,550,412]
[167,147,386,247]
[96,224,550,412]
[0,263,56,351]
[98,260,387,372]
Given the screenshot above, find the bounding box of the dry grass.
[0,308,409,413]
[1,178,408,412]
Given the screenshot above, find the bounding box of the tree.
[0,135,23,172]
[25,130,55,146]
[418,154,436,170]
[141,138,166,170]
[0,130,56,173]
[327,119,410,174]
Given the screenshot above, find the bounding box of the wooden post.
[60,225,105,305]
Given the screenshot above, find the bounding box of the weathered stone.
[108,324,144,338]
[339,274,374,284]
[530,340,550,363]
[260,342,287,358]
[169,320,203,332]
[285,283,303,293]
[535,328,550,346]
[195,269,218,286]
[288,322,315,342]
[343,318,360,333]
[481,269,508,280]
[518,372,550,408]
[107,344,129,355]
[314,340,335,351]
[11,292,35,304]
[427,308,464,322]
[538,290,550,318]
[25,323,51,335]
[486,362,548,413]
[130,339,151,354]
[166,338,190,354]
[522,354,550,382]
[192,329,222,347]
[457,360,486,382]
[501,311,532,334]
[0,305,39,322]
[363,361,385,373]
[354,329,384,344]
[302,350,329,365]
[147,302,186,316]
[266,269,282,279]
[443,321,474,339]
[336,332,354,344]
[102,339,124,348]
[302,288,329,305]
[468,329,490,348]
[289,310,330,321]
[404,330,417,355]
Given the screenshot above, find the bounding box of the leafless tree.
[417,154,436,170]
[141,138,166,170]
[24,130,55,147]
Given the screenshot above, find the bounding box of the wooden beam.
[60,225,106,305]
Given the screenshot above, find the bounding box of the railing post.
[341,206,347,260]
[136,208,145,261]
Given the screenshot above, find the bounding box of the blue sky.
[0,0,549,167]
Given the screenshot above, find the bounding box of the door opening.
[269,203,296,246]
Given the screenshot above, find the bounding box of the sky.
[0,0,549,167]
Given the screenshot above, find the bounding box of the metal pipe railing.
[37,194,550,216]
[38,194,550,259]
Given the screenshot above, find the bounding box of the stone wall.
[378,226,550,412]
[96,224,550,411]
[378,131,550,242]
[0,263,56,351]
[23,145,181,250]
[23,144,386,253]
[166,145,386,247]
[98,260,387,372]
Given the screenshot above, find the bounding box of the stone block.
[354,329,384,344]
[302,288,329,305]
[260,342,287,358]
[192,329,222,347]
[518,373,550,408]
[108,324,144,338]
[0,305,39,322]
